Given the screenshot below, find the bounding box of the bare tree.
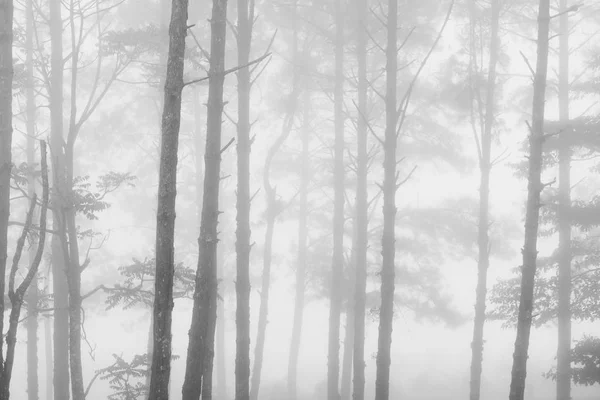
[468,1,500,399]
[328,0,345,399]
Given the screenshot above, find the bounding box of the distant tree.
[235,0,254,399]
[328,0,345,399]
[0,0,13,394]
[467,1,500,399]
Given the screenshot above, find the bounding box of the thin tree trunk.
[26,0,39,394]
[469,2,499,400]
[328,1,345,399]
[556,1,571,399]
[508,1,550,400]
[182,0,227,398]
[235,1,253,399]
[374,0,397,398]
[250,59,299,400]
[340,302,354,400]
[215,242,226,400]
[0,142,49,400]
[0,0,13,388]
[147,0,189,398]
[45,298,53,400]
[288,89,310,400]
[352,0,368,396]
[50,0,70,396]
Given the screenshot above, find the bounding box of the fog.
[1,0,600,400]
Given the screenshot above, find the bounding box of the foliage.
[105,258,195,310]
[71,172,136,220]
[97,353,149,400]
[544,336,600,386]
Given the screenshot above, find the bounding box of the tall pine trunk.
[508,1,550,399]
[26,0,39,394]
[182,0,227,398]
[352,0,368,395]
[469,1,499,400]
[235,1,253,399]
[288,89,310,400]
[50,0,70,397]
[0,0,12,388]
[556,1,571,399]
[328,0,345,399]
[374,0,397,398]
[147,0,189,398]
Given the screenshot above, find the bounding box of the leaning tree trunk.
[0,142,49,400]
[26,0,40,394]
[49,0,70,397]
[0,0,13,387]
[235,1,253,399]
[556,1,571,399]
[469,2,499,400]
[374,0,397,399]
[288,87,310,400]
[352,0,368,396]
[250,65,299,400]
[508,1,550,400]
[181,0,227,399]
[147,0,189,398]
[328,0,345,399]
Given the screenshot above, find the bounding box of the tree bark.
[469,2,499,400]
[236,1,253,399]
[288,89,310,400]
[181,1,227,399]
[556,1,571,399]
[26,0,39,395]
[374,0,397,399]
[147,0,189,398]
[508,1,550,400]
[49,0,70,397]
[328,1,345,399]
[352,0,368,396]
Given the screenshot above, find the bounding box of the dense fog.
[0,0,599,400]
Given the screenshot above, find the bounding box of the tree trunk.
[508,1,550,400]
[147,0,189,398]
[352,0,368,396]
[45,296,53,400]
[340,302,354,400]
[49,0,70,397]
[0,0,13,388]
[374,0,397,399]
[181,0,227,399]
[288,91,310,400]
[250,49,299,399]
[469,2,499,400]
[236,1,253,399]
[328,1,345,399]
[556,1,571,399]
[215,242,227,400]
[26,0,39,394]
